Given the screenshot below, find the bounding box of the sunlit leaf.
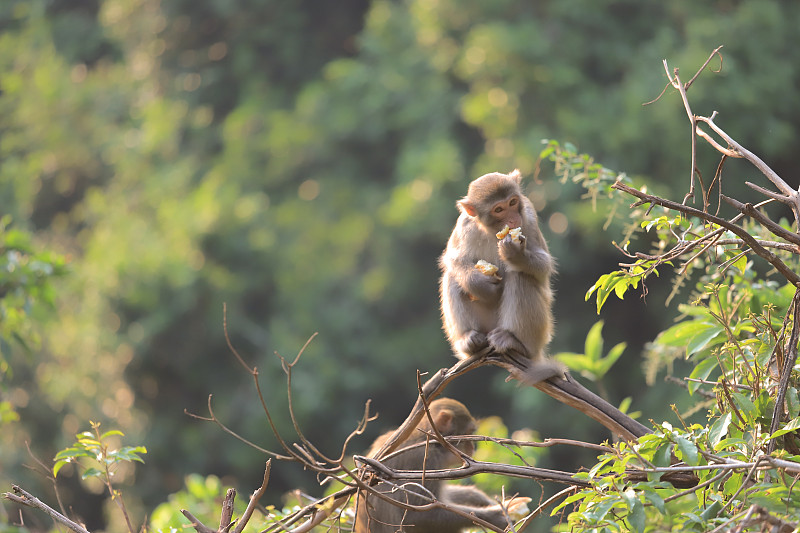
[81,467,103,480]
[709,413,731,449]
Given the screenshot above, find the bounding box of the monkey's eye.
[493,206,504,214]
[509,197,518,207]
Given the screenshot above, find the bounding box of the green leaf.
[100,429,125,440]
[732,253,747,274]
[54,447,94,461]
[699,499,722,521]
[552,490,588,514]
[584,321,605,361]
[53,459,69,478]
[588,455,614,478]
[596,342,626,376]
[685,324,724,357]
[652,442,672,468]
[709,413,731,448]
[640,487,665,514]
[554,352,591,372]
[675,436,699,466]
[584,497,617,522]
[113,445,148,462]
[623,490,645,533]
[787,387,800,419]
[730,392,757,422]
[688,357,718,395]
[81,467,103,480]
[657,321,715,349]
[769,416,800,439]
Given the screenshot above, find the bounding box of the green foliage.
[562,144,800,530]
[0,215,67,353]
[555,321,627,382]
[0,215,67,426]
[53,422,146,480]
[150,474,244,531]
[149,473,326,532]
[471,416,545,495]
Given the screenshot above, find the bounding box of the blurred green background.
[2,0,799,529]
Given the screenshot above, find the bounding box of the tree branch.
[612,181,800,286]
[3,485,91,533]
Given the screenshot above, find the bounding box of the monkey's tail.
[508,358,567,385]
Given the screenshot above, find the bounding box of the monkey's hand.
[465,269,502,304]
[498,234,552,281]
[497,233,527,266]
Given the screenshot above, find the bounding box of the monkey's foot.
[487,328,530,361]
[455,330,489,356]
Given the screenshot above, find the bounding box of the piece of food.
[508,226,524,244]
[475,260,499,276]
[495,225,510,239]
[504,497,532,520]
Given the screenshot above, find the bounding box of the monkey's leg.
[491,274,563,382]
[442,275,492,357]
[486,328,528,363]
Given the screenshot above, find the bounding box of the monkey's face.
[449,418,477,457]
[454,439,475,457]
[484,195,522,233]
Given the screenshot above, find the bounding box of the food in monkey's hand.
[475,259,500,277]
[504,497,532,520]
[496,225,524,244]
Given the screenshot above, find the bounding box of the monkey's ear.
[508,169,522,183]
[433,409,455,434]
[457,199,478,218]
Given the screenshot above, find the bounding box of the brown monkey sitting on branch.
[440,170,566,383]
[354,398,530,533]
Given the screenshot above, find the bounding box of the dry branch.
[356,453,588,487]
[3,485,91,533]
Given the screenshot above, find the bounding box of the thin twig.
[234,460,271,533]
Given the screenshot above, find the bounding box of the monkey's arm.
[441,252,502,304]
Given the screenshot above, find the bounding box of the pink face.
[489,195,522,230]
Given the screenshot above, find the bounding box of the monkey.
[354,398,530,533]
[439,169,566,383]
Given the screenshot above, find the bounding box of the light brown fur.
[439,170,564,383]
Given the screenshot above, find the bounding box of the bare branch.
[356,454,588,487]
[721,195,800,247]
[181,509,217,533]
[233,460,271,533]
[3,486,91,533]
[220,489,237,532]
[684,45,724,90]
[695,115,800,228]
